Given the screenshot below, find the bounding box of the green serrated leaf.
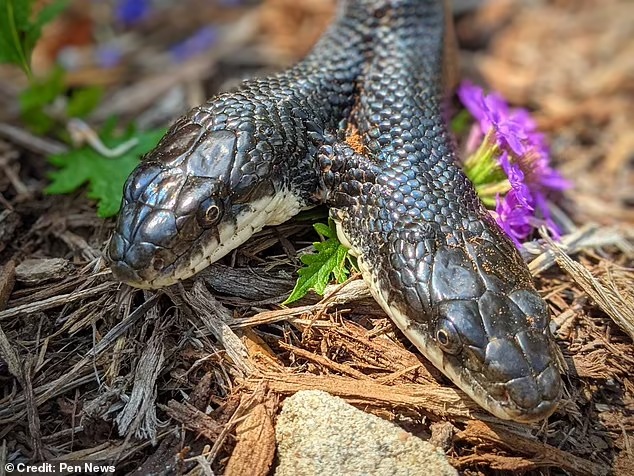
[45,124,166,217]
[284,221,350,304]
[0,0,68,77]
[313,222,334,239]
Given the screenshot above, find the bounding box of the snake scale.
[107,0,564,422]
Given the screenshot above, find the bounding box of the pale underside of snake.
[106,0,564,422]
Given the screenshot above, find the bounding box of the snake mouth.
[396,310,562,422]
[443,345,563,422]
[107,233,218,289]
[389,302,563,422]
[107,182,305,289]
[107,204,241,289]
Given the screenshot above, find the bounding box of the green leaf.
[284,221,351,304]
[451,108,472,135]
[45,124,166,217]
[66,86,104,118]
[19,66,65,108]
[19,66,65,134]
[0,0,31,75]
[313,222,334,239]
[0,0,69,77]
[19,68,105,134]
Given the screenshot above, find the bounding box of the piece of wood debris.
[128,430,182,476]
[162,401,223,442]
[0,260,15,310]
[429,421,456,452]
[181,281,253,377]
[224,403,276,476]
[0,281,117,322]
[0,210,20,253]
[115,321,165,443]
[200,263,294,301]
[15,258,71,285]
[241,371,485,421]
[545,236,634,340]
[527,224,634,276]
[231,279,377,330]
[455,420,608,476]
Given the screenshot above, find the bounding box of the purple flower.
[116,0,151,26]
[170,26,219,63]
[498,152,531,208]
[457,81,570,245]
[95,44,123,69]
[493,190,534,248]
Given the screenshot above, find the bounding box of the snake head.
[432,292,563,422]
[358,219,565,423]
[422,238,564,422]
[106,159,232,288]
[106,124,278,288]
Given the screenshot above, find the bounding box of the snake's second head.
[411,239,563,422]
[106,128,298,289]
[354,228,564,423]
[429,286,563,423]
[106,160,235,288]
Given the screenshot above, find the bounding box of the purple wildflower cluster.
[457,81,570,247]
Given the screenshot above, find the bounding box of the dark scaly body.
[107,0,564,421]
[319,0,563,422]
[107,0,379,288]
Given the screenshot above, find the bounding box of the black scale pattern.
[319,0,563,421]
[107,0,381,286]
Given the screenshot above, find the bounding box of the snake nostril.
[153,257,165,271]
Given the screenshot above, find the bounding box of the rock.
[15,258,71,285]
[275,390,457,476]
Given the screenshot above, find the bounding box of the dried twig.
[455,421,608,476]
[543,235,634,340]
[181,281,253,377]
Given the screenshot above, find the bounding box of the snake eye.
[197,198,223,228]
[436,319,462,355]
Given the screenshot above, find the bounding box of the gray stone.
[275,390,457,476]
